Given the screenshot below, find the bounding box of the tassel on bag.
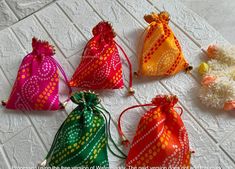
[118,95,193,168]
[38,91,126,167]
[2,38,72,111]
[69,21,134,95]
[135,11,192,77]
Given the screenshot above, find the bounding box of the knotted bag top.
[136,11,192,77]
[32,37,55,57]
[38,91,126,167]
[92,21,115,40]
[144,11,170,24]
[118,95,192,167]
[2,37,71,111]
[70,91,101,109]
[69,21,134,94]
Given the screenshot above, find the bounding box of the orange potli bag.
[136,12,192,76]
[118,95,193,168]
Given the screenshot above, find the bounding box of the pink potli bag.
[2,37,72,111]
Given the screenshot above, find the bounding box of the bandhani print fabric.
[69,21,134,93]
[118,95,191,168]
[38,91,109,167]
[137,11,192,77]
[3,37,70,111]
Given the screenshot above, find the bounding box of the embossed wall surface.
[0,0,234,168]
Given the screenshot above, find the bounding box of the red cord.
[49,57,72,98]
[114,41,133,92]
[175,106,183,116]
[118,102,184,146]
[118,103,155,146]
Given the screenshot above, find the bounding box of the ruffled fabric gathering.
[38,91,126,167]
[118,95,192,168]
[38,93,193,168]
[0,12,200,168]
[2,37,72,111]
[2,15,194,111]
[69,21,134,95]
[136,11,192,77]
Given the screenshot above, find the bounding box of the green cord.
[44,104,127,164]
[96,106,127,159]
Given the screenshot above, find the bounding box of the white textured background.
[0,0,234,168]
[180,0,235,44]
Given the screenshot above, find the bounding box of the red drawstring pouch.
[69,21,134,94]
[118,95,192,168]
[2,38,72,111]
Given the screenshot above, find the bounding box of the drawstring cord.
[2,56,72,108]
[81,39,134,95]
[96,106,127,159]
[114,41,134,95]
[118,103,155,147]
[175,106,183,116]
[38,103,127,166]
[48,56,72,108]
[118,102,184,147]
[38,104,127,167]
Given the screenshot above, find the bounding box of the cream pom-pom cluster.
[199,77,235,109]
[199,45,235,110]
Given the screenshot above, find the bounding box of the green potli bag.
[38,91,126,167]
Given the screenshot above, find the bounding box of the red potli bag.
[118,95,193,168]
[69,21,134,94]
